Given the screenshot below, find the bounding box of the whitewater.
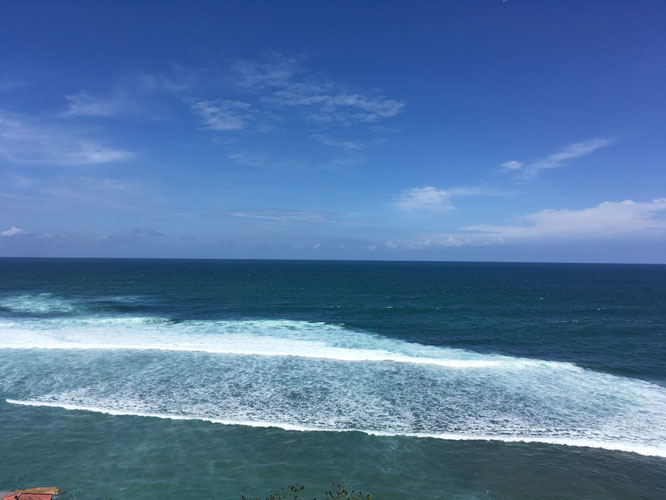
[3,259,666,499]
[1,293,665,459]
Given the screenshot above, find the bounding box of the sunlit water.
[1,258,665,498]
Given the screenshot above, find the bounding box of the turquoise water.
[1,258,665,498]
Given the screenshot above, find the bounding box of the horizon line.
[0,256,664,266]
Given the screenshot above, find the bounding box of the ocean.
[0,258,664,499]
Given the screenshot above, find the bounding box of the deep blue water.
[0,258,665,498]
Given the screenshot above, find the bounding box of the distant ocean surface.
[1,258,665,499]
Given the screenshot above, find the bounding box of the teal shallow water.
[1,258,665,498]
[2,400,665,499]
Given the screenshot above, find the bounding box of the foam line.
[0,317,554,369]
[0,293,78,313]
[8,399,665,458]
[0,342,504,368]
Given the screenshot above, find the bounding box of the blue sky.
[1,1,665,262]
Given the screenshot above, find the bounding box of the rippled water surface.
[1,258,665,498]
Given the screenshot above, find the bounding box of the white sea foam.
[1,314,665,459]
[6,399,666,458]
[0,316,537,368]
[0,293,78,313]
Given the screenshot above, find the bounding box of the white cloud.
[64,92,122,117]
[129,227,165,238]
[68,144,134,164]
[95,227,167,244]
[230,54,297,90]
[229,55,405,125]
[230,210,332,222]
[311,134,363,152]
[396,185,504,212]
[385,233,504,249]
[385,198,666,250]
[0,226,25,237]
[0,113,134,165]
[396,186,455,211]
[0,227,167,249]
[501,160,522,170]
[191,100,253,131]
[465,198,666,241]
[71,176,144,194]
[0,173,149,214]
[64,67,197,119]
[502,138,612,179]
[227,151,291,169]
[137,65,196,94]
[0,227,66,242]
[227,150,365,171]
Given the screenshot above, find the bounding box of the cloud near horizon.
[0,226,166,245]
[0,226,26,237]
[387,198,666,249]
[465,198,666,241]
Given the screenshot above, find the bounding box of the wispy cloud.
[0,226,57,241]
[136,65,196,94]
[96,227,166,244]
[64,92,125,117]
[230,209,333,222]
[385,233,504,250]
[464,198,666,241]
[47,56,402,171]
[230,54,297,90]
[227,149,365,171]
[81,55,404,170]
[307,94,404,124]
[502,138,612,179]
[0,226,26,237]
[71,146,133,164]
[387,197,666,250]
[318,155,367,170]
[0,226,177,258]
[190,99,254,131]
[226,151,294,169]
[64,66,197,119]
[229,54,405,125]
[395,185,504,212]
[396,186,455,211]
[0,113,134,165]
[0,227,166,247]
[0,172,149,215]
[311,133,363,152]
[70,176,145,194]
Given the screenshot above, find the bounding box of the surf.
[1,296,664,462]
[1,330,664,461]
[0,316,541,368]
[6,398,666,458]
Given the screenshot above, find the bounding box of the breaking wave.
[0,316,536,368]
[1,302,664,458]
[6,399,664,458]
[0,293,79,314]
